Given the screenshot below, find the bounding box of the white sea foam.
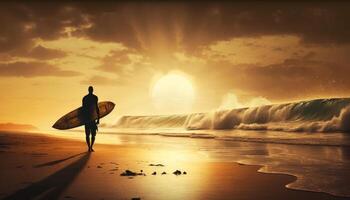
[113,98,350,133]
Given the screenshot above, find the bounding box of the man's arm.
[96,96,100,124]
[82,97,86,112]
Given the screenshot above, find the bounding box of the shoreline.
[0,130,348,200]
[44,128,350,147]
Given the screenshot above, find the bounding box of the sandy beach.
[0,131,347,200]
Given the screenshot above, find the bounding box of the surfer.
[82,86,100,152]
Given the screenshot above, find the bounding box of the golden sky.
[0,1,350,129]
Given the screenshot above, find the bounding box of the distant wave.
[113,98,350,133]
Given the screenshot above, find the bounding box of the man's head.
[88,86,93,94]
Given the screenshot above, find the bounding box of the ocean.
[52,98,350,197]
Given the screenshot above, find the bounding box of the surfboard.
[52,101,115,130]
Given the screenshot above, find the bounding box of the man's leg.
[85,125,91,151]
[90,128,96,152]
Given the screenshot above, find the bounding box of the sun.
[151,71,195,114]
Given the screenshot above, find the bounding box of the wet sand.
[0,131,347,200]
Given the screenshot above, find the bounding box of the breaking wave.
[113,98,350,133]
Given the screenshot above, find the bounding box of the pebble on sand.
[152,171,157,175]
[161,172,166,175]
[120,170,145,176]
[149,164,164,167]
[121,170,137,176]
[173,170,181,175]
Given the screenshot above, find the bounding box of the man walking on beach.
[82,86,100,152]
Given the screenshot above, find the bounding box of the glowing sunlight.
[151,71,195,114]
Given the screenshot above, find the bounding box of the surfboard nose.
[52,125,59,129]
[52,121,62,130]
[109,102,115,109]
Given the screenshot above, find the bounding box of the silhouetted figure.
[82,86,100,152]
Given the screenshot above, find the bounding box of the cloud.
[1,1,350,55]
[0,3,88,53]
[36,37,125,59]
[0,122,37,131]
[0,61,80,77]
[205,56,350,101]
[10,45,67,60]
[74,2,350,53]
[202,35,307,66]
[80,75,121,86]
[26,45,67,60]
[97,50,133,74]
[81,8,140,49]
[0,1,349,103]
[95,49,151,78]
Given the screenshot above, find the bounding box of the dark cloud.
[0,1,349,101]
[201,56,350,101]
[0,1,349,54]
[81,7,140,49]
[0,2,88,53]
[0,61,80,77]
[77,1,350,50]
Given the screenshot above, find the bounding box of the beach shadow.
[33,152,86,168]
[4,152,90,200]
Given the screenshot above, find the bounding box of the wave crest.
[113,98,350,133]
